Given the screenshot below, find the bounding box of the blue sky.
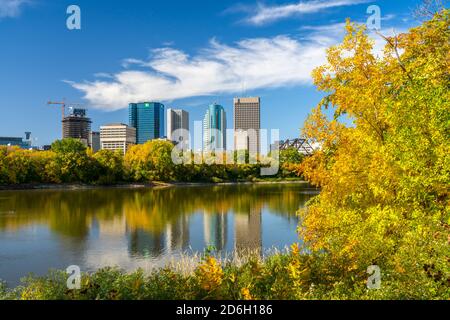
[0,0,423,145]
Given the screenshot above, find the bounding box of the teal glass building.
[203,103,227,151]
[129,102,165,144]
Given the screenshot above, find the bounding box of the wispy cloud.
[239,0,371,26]
[70,19,406,111]
[0,0,30,18]
[70,35,331,111]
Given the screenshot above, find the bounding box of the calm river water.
[0,183,318,286]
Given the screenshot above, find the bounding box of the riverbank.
[0,179,309,191]
[0,182,158,191]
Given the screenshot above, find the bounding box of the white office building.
[100,123,136,155]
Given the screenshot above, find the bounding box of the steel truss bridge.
[278,138,315,156]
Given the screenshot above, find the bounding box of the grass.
[1,246,448,300]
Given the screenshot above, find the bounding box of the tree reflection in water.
[0,183,318,263]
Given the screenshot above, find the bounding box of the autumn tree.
[93,149,125,184]
[299,10,449,298]
[51,139,91,183]
[124,140,176,182]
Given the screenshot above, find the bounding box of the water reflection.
[235,208,262,255]
[0,183,318,286]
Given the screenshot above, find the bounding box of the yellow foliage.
[241,287,254,300]
[196,257,224,292]
[300,10,450,284]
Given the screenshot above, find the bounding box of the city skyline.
[0,96,265,152]
[0,0,420,145]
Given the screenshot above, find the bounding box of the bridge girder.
[279,138,314,156]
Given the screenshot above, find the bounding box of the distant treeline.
[0,139,304,185]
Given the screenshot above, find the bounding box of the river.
[0,183,318,286]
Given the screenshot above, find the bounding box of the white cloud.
[0,0,30,18]
[70,35,331,111]
[70,20,406,111]
[243,0,371,26]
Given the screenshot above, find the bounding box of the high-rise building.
[100,123,136,155]
[203,103,226,151]
[62,108,91,146]
[233,97,261,154]
[89,131,101,152]
[167,108,189,146]
[129,102,165,144]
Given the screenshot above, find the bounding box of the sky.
[0,0,425,146]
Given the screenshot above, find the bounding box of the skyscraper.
[203,103,226,151]
[129,102,165,144]
[233,97,261,154]
[167,108,189,146]
[62,108,91,146]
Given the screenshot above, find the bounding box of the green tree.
[280,148,304,165]
[51,139,91,183]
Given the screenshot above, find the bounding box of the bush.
[2,245,448,300]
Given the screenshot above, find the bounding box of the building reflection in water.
[165,214,190,253]
[234,208,262,255]
[125,206,263,258]
[126,215,191,258]
[203,211,228,251]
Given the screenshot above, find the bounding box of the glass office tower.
[129,102,165,144]
[203,103,226,151]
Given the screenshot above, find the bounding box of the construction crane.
[47,100,66,120]
[48,100,85,119]
[48,100,86,140]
